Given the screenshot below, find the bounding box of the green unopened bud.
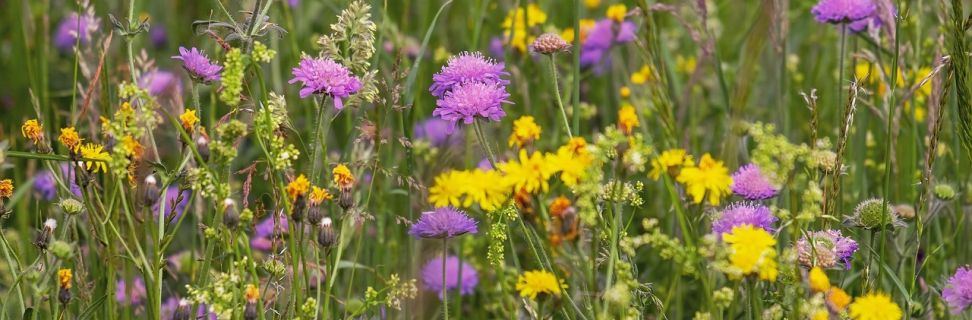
[301,298,318,316]
[50,240,73,260]
[204,227,218,239]
[239,208,254,225]
[264,259,286,277]
[847,198,901,230]
[933,184,956,200]
[59,198,84,215]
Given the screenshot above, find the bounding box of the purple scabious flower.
[54,13,98,51]
[153,186,191,220]
[944,266,972,315]
[797,230,859,269]
[409,207,478,239]
[115,277,147,305]
[421,255,478,299]
[429,52,509,98]
[161,297,217,320]
[414,117,462,148]
[288,57,362,109]
[33,164,82,200]
[580,19,637,70]
[172,47,222,84]
[811,0,876,25]
[711,202,776,236]
[139,70,183,97]
[730,164,779,200]
[432,82,511,132]
[150,25,168,48]
[251,215,289,251]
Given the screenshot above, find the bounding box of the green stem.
[442,238,449,320]
[549,55,572,138]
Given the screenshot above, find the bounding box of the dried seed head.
[196,135,211,161]
[531,33,571,55]
[223,198,240,229]
[317,217,337,248]
[292,196,307,223]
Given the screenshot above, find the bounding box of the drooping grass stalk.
[548,54,573,138]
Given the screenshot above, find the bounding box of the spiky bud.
[531,33,571,54]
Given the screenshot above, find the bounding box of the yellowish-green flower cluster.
[252,41,277,63]
[219,48,246,107]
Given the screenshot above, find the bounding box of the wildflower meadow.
[3,0,972,319]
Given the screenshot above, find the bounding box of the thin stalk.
[442,238,449,320]
[549,55,572,138]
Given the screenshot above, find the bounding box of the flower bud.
[222,198,239,229]
[173,299,192,320]
[34,219,57,250]
[239,208,254,225]
[531,33,571,54]
[50,240,73,260]
[317,217,337,249]
[196,135,211,162]
[59,198,84,215]
[894,204,915,220]
[142,175,159,207]
[933,184,956,200]
[292,196,306,223]
[339,191,353,211]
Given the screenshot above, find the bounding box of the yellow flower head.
[310,186,333,206]
[244,284,260,303]
[723,225,778,282]
[676,55,697,74]
[649,149,694,180]
[79,143,111,173]
[120,135,144,160]
[0,179,13,199]
[58,268,73,289]
[547,141,593,187]
[286,174,311,200]
[22,119,44,143]
[618,105,639,135]
[584,0,601,8]
[508,116,542,148]
[332,164,355,190]
[827,287,852,312]
[631,65,653,84]
[676,153,732,206]
[180,109,199,133]
[498,150,556,194]
[465,169,511,211]
[58,127,83,152]
[848,292,902,320]
[515,270,567,300]
[502,4,548,52]
[619,86,631,98]
[549,196,572,217]
[428,170,473,208]
[606,4,627,22]
[809,266,831,293]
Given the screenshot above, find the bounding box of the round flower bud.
[196,135,211,162]
[317,217,337,249]
[223,198,240,229]
[263,259,286,277]
[933,184,956,200]
[50,240,73,260]
[239,208,254,225]
[531,33,571,54]
[59,198,84,215]
[846,198,901,230]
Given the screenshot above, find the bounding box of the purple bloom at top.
[251,214,289,251]
[943,266,972,315]
[409,207,478,239]
[153,186,191,221]
[54,13,98,51]
[414,117,462,148]
[580,19,637,70]
[150,25,168,48]
[139,70,183,98]
[796,230,859,269]
[288,57,362,109]
[432,82,511,132]
[421,255,478,299]
[811,0,876,25]
[730,164,779,200]
[172,47,222,84]
[711,202,776,237]
[288,0,300,7]
[115,277,146,305]
[430,52,509,98]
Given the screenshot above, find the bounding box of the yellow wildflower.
[676,153,732,206]
[618,104,639,135]
[508,116,542,148]
[631,65,653,84]
[332,164,355,190]
[549,196,572,217]
[428,170,473,208]
[584,0,600,8]
[58,127,83,152]
[827,287,852,312]
[286,174,311,200]
[649,149,694,180]
[0,179,13,198]
[809,266,831,293]
[606,4,627,22]
[21,119,44,144]
[79,143,111,173]
[120,135,144,159]
[58,268,73,289]
[180,109,200,133]
[722,225,778,282]
[848,292,902,320]
[465,169,511,211]
[676,55,697,74]
[244,283,260,303]
[501,4,548,52]
[498,150,556,194]
[547,140,593,187]
[619,86,631,98]
[515,270,567,300]
[309,186,333,206]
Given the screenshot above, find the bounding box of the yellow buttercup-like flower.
[310,186,334,206]
[722,225,778,282]
[0,179,13,199]
[547,138,593,187]
[428,170,473,208]
[808,266,830,293]
[619,86,631,98]
[508,116,542,148]
[79,143,111,173]
[498,150,556,194]
[286,174,311,200]
[244,283,260,303]
[332,164,355,190]
[676,153,732,206]
[631,65,653,84]
[515,270,567,300]
[465,169,511,211]
[848,292,902,320]
[58,268,73,289]
[618,105,639,135]
[58,127,83,152]
[649,149,694,180]
[584,0,600,8]
[21,119,44,144]
[180,109,200,133]
[606,4,627,22]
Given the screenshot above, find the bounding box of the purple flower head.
[580,19,638,70]
[811,0,877,24]
[288,0,300,7]
[432,82,511,133]
[150,25,168,48]
[172,47,222,84]
[115,277,146,305]
[414,117,462,148]
[252,215,289,251]
[477,158,494,171]
[153,186,191,220]
[409,207,478,239]
[421,255,478,299]
[33,164,82,200]
[797,230,859,269]
[430,52,509,98]
[54,13,98,51]
[161,297,217,320]
[489,37,506,60]
[730,164,780,200]
[711,202,777,237]
[944,266,972,315]
[288,57,362,109]
[139,70,183,97]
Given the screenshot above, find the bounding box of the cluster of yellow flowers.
[501,4,547,52]
[630,65,654,85]
[722,225,778,281]
[428,138,594,211]
[855,62,933,121]
[807,266,901,320]
[650,149,733,206]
